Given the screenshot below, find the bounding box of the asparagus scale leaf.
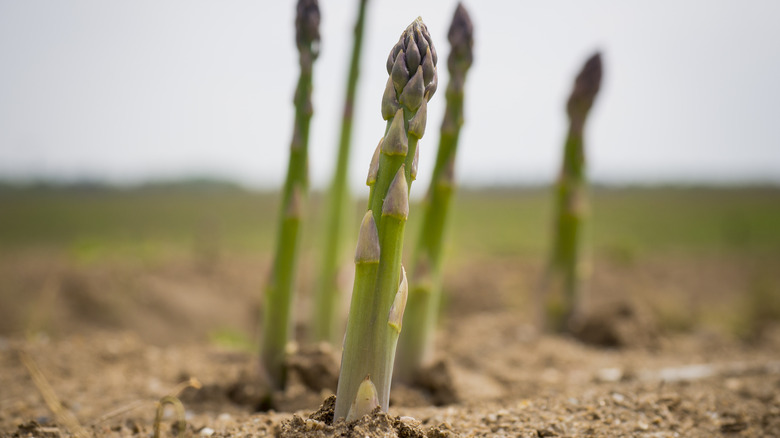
[260,0,320,390]
[334,18,437,419]
[396,3,474,383]
[346,375,380,422]
[542,52,602,332]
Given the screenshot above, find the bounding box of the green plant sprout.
[334,17,438,420]
[312,0,370,345]
[260,0,320,390]
[541,52,602,332]
[395,3,474,383]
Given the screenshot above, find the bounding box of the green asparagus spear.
[542,52,602,332]
[260,0,320,390]
[334,17,438,419]
[312,0,370,344]
[395,3,474,383]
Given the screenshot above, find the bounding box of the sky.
[1,1,779,191]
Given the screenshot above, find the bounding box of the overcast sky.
[1,1,779,190]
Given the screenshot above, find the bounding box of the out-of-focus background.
[1,1,779,188]
[1,1,779,346]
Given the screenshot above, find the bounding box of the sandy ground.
[2,251,779,437]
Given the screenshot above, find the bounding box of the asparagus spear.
[260,0,320,390]
[312,0,370,344]
[334,17,438,419]
[542,52,602,332]
[396,3,474,383]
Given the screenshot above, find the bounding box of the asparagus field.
[2,183,780,436]
[3,0,780,435]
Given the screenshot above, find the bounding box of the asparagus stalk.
[395,3,473,383]
[542,52,602,332]
[312,0,370,344]
[334,18,438,419]
[260,0,320,390]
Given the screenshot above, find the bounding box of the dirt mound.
[570,299,660,348]
[280,396,453,438]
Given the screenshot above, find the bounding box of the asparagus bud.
[386,18,438,101]
[400,66,426,111]
[366,138,382,186]
[382,166,410,220]
[410,145,420,181]
[391,53,410,94]
[382,78,401,120]
[388,267,409,333]
[383,109,409,156]
[408,99,427,139]
[355,211,380,264]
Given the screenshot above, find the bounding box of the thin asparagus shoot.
[395,3,474,383]
[542,52,602,332]
[260,0,320,390]
[312,0,371,344]
[334,17,438,419]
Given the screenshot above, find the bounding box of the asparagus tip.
[567,52,603,119]
[354,211,380,264]
[448,3,474,73]
[346,375,379,422]
[382,166,409,219]
[388,17,438,103]
[295,0,321,56]
[388,266,409,333]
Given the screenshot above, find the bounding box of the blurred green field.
[2,181,779,342]
[2,182,779,261]
[0,182,278,259]
[447,186,780,258]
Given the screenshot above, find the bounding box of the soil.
[2,250,780,437]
